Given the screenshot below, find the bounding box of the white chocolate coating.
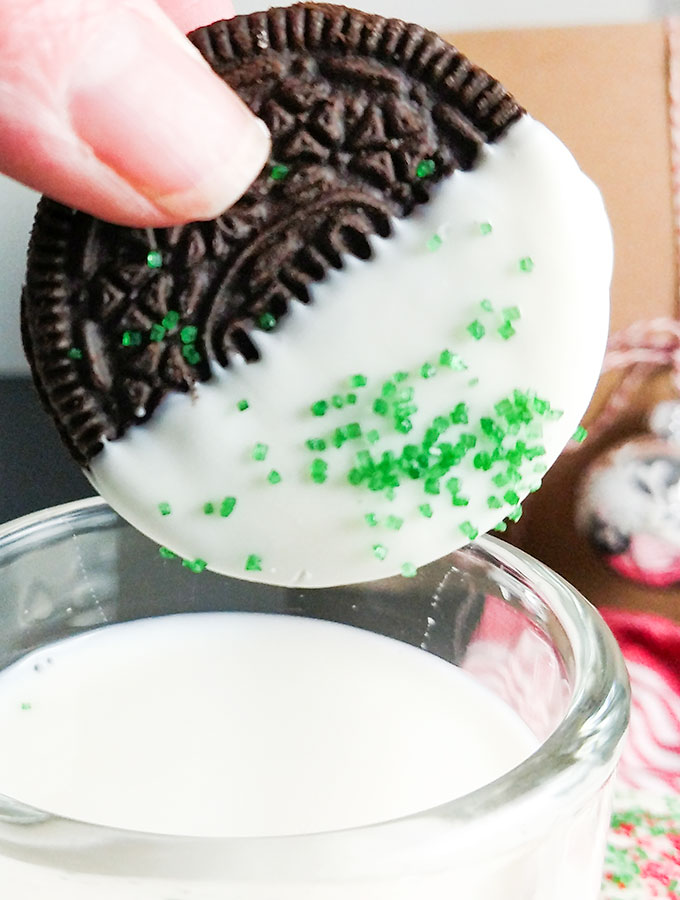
[89,117,612,587]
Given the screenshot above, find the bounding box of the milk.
[0,612,536,836]
[0,612,614,899]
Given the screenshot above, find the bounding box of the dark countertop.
[0,377,94,524]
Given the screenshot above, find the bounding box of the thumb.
[0,0,270,226]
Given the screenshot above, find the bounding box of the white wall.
[0,0,659,375]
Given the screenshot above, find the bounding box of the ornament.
[577,401,680,587]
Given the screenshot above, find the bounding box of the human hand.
[0,0,270,226]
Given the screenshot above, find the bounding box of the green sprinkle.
[182,345,201,365]
[467,319,485,340]
[479,221,493,235]
[487,496,503,509]
[528,443,547,460]
[373,398,388,416]
[385,515,403,531]
[347,422,362,439]
[401,562,418,578]
[366,429,380,444]
[182,558,208,573]
[450,402,469,425]
[480,298,494,313]
[498,320,516,340]
[258,312,276,331]
[350,374,368,388]
[122,330,142,347]
[394,418,413,434]
[158,546,178,559]
[572,425,588,443]
[426,233,443,252]
[493,521,508,532]
[503,306,521,321]
[474,452,494,471]
[481,417,505,444]
[365,513,378,527]
[311,400,328,417]
[347,467,363,485]
[203,502,215,515]
[237,399,249,412]
[158,502,172,516]
[21,702,32,710]
[149,324,166,342]
[270,163,289,181]
[356,450,372,468]
[420,362,437,379]
[267,470,282,485]
[372,544,388,561]
[424,478,440,495]
[180,325,198,344]
[331,394,344,409]
[459,521,478,541]
[161,310,180,330]
[310,458,328,484]
[468,377,479,387]
[393,371,409,383]
[419,503,433,518]
[245,554,262,572]
[416,158,436,178]
[396,386,415,405]
[306,438,327,451]
[519,256,534,273]
[252,442,268,461]
[346,393,357,405]
[508,506,523,522]
[504,490,520,505]
[67,348,83,360]
[333,426,348,447]
[445,477,461,495]
[439,349,467,370]
[220,496,236,518]
[146,249,163,269]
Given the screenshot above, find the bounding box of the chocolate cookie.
[22,3,523,466]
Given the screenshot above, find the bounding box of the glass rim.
[0,497,629,863]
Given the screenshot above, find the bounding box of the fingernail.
[68,11,270,221]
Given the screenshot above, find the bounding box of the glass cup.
[0,497,629,899]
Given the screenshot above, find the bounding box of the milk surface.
[0,612,537,836]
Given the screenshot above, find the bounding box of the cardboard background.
[447,22,680,620]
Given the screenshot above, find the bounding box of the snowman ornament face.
[577,402,680,587]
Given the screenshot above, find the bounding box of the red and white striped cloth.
[601,608,680,797]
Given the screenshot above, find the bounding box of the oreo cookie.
[23,3,522,465]
[21,4,611,588]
